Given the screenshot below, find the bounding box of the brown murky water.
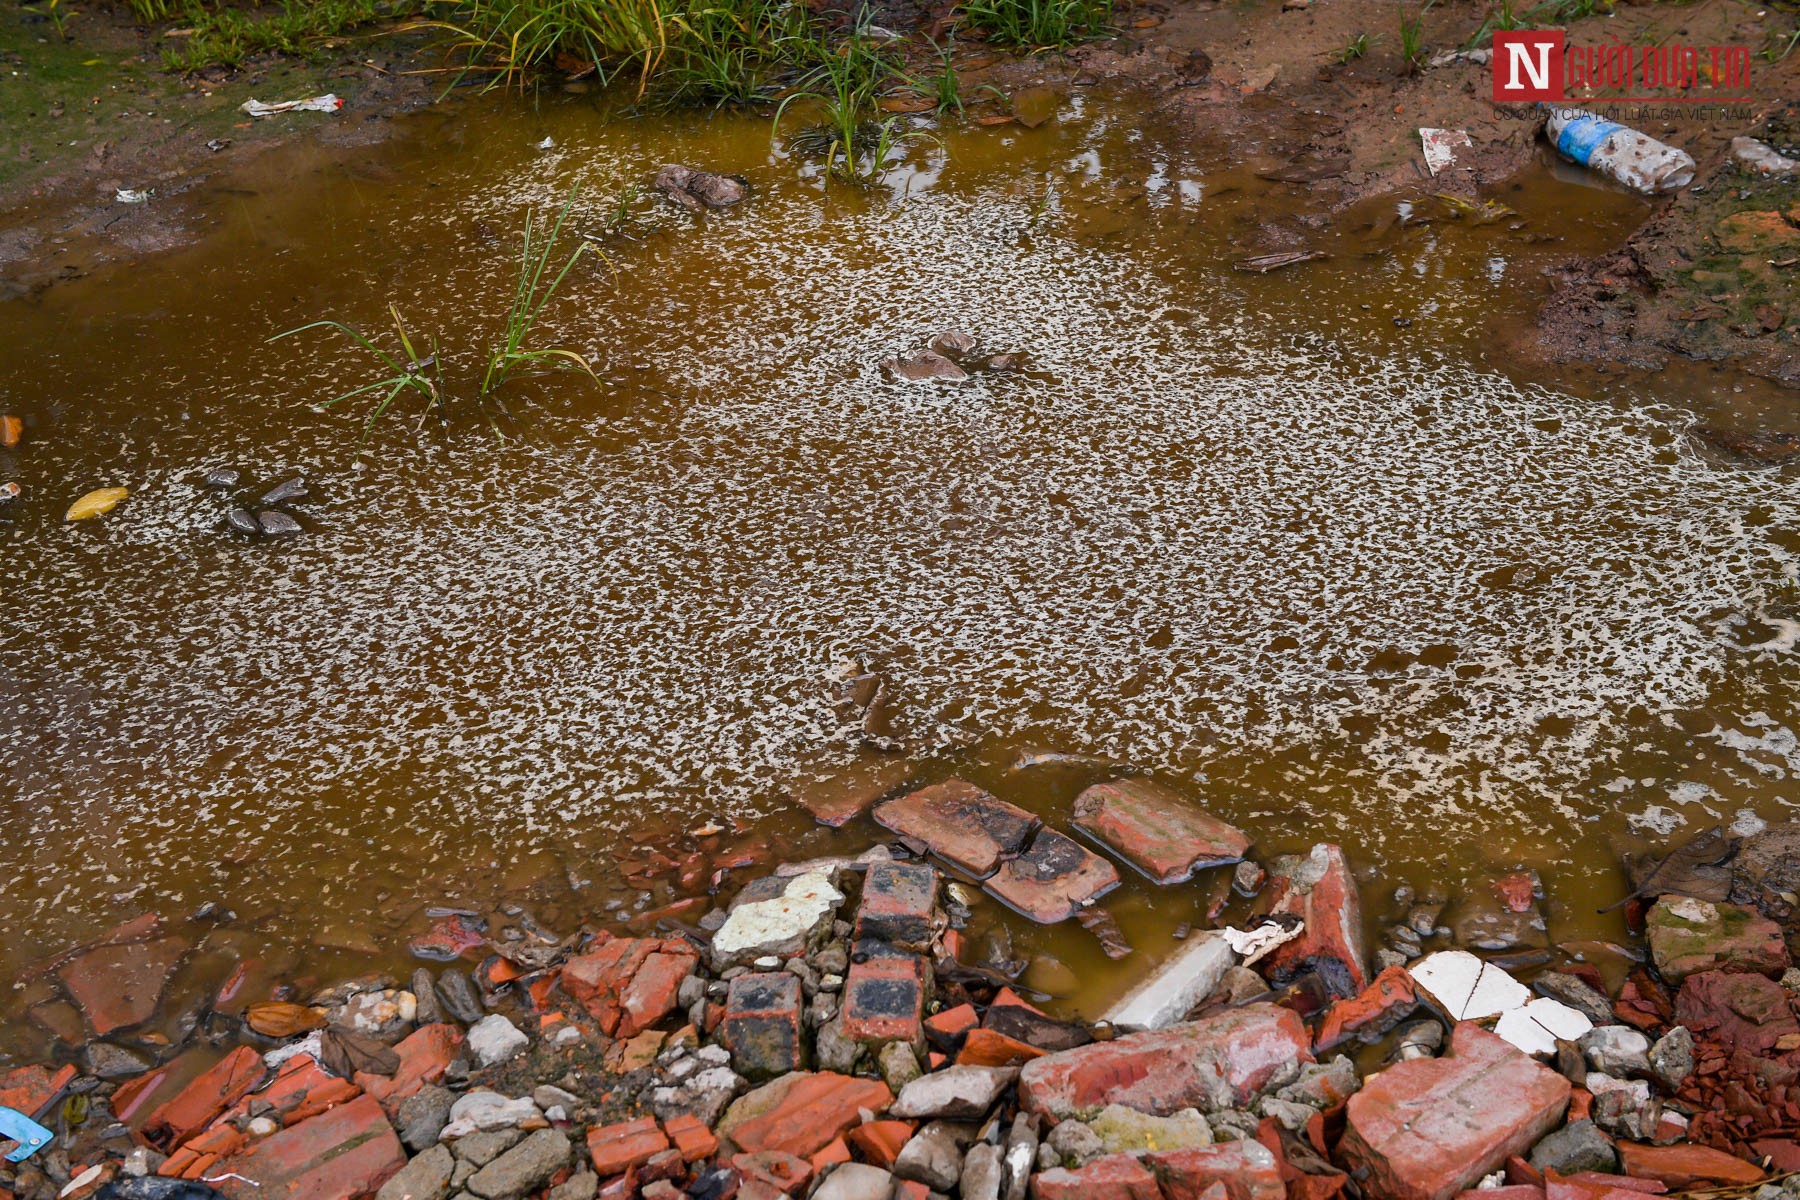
[4,84,1798,1053]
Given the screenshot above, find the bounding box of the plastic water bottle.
[1544,107,1697,194]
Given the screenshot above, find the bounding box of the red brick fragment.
[1031,1153,1163,1200]
[841,955,926,1045]
[873,780,1037,877]
[847,1120,914,1167]
[588,1116,671,1176]
[664,1113,719,1163]
[1314,964,1417,1052]
[1071,778,1251,884]
[727,1073,893,1160]
[144,1047,264,1150]
[207,1094,405,1200]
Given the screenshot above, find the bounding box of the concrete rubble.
[4,792,1800,1200]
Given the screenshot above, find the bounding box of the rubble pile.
[3,780,1799,1200]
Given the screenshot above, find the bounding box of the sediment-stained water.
[3,88,1797,1019]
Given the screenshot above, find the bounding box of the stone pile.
[3,783,1800,1200]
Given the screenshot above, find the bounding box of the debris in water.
[115,189,150,204]
[1545,108,1696,194]
[65,487,128,521]
[240,94,343,118]
[883,351,969,382]
[535,136,555,151]
[1218,918,1304,966]
[1,415,22,447]
[1419,127,1472,177]
[1232,250,1326,273]
[652,164,748,213]
[1730,136,1799,176]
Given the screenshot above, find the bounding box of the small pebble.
[257,511,302,537]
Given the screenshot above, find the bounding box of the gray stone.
[412,969,445,1025]
[83,1042,152,1079]
[467,1014,528,1066]
[1650,1025,1695,1091]
[1579,1026,1651,1077]
[893,1121,971,1191]
[398,1085,457,1152]
[443,1092,541,1139]
[1002,1113,1037,1200]
[1276,1056,1359,1109]
[1036,1142,1060,1172]
[1101,933,1234,1032]
[437,970,485,1023]
[813,1021,860,1072]
[813,1163,898,1200]
[546,1174,598,1200]
[377,1143,455,1200]
[532,1085,581,1113]
[1528,1119,1617,1175]
[257,510,302,537]
[227,507,259,535]
[452,1128,526,1167]
[878,1041,922,1091]
[1207,1109,1261,1142]
[1089,1104,1212,1154]
[1533,972,1614,1026]
[467,1129,572,1199]
[1044,1119,1103,1167]
[1257,1097,1315,1131]
[885,351,969,383]
[961,1142,1004,1200]
[891,1065,1017,1120]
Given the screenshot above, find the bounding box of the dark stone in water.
[257,511,302,537]
[261,477,308,504]
[204,468,241,490]
[412,967,443,1025]
[436,968,485,1023]
[653,164,749,213]
[226,508,259,535]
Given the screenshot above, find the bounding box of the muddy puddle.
[3,84,1798,1053]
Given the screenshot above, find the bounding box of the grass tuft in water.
[270,304,447,448]
[959,0,1110,50]
[482,183,602,396]
[273,183,597,448]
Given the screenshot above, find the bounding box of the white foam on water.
[5,169,1799,928]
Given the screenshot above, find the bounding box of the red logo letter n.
[1492,31,1563,101]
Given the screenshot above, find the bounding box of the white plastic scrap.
[535,136,556,150]
[1218,920,1304,966]
[1731,136,1799,176]
[1494,996,1593,1057]
[1420,128,1473,177]
[1409,950,1530,1021]
[240,93,343,118]
[115,189,150,204]
[263,1029,324,1070]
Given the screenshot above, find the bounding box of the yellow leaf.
[66,487,128,521]
[244,1001,328,1038]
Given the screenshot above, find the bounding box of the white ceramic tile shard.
[1409,950,1531,1021]
[1495,997,1593,1057]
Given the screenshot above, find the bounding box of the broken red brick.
[873,780,1038,877]
[1071,778,1252,884]
[854,862,940,952]
[357,1022,464,1111]
[985,827,1121,924]
[956,1027,1044,1067]
[796,759,917,827]
[727,1072,893,1160]
[732,1150,812,1194]
[144,1047,264,1150]
[810,1137,852,1172]
[723,973,805,1080]
[58,936,189,1036]
[841,954,926,1045]
[1314,964,1419,1053]
[846,1120,914,1168]
[664,1113,719,1163]
[589,1116,671,1176]
[1615,1142,1764,1187]
[1019,1006,1310,1119]
[924,1003,979,1053]
[0,1064,76,1117]
[1147,1140,1285,1200]
[207,1094,405,1200]
[1259,843,1367,999]
[1033,1153,1164,1200]
[1338,1023,1571,1200]
[564,936,699,1037]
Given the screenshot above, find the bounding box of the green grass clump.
[1396,0,1433,74]
[159,0,406,70]
[959,0,1110,50]
[274,182,598,450]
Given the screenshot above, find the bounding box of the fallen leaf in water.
[1132,14,1163,26]
[0,416,21,447]
[975,114,1016,126]
[244,1001,328,1038]
[65,487,128,521]
[1075,906,1133,959]
[879,95,937,113]
[1607,824,1738,910]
